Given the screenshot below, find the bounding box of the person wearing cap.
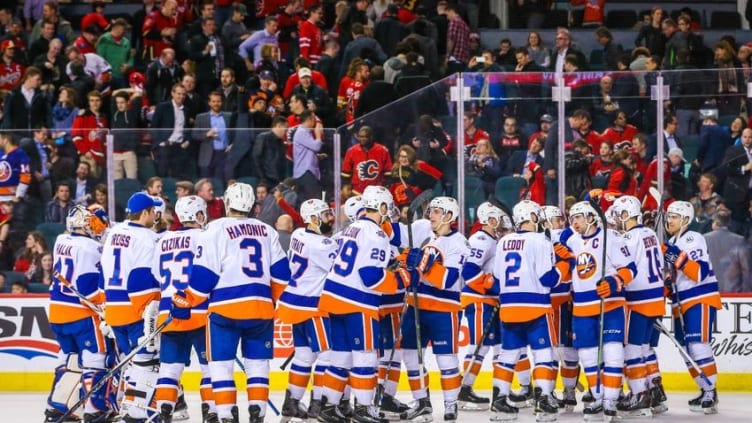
[96,19,134,87]
[291,65,335,124]
[283,57,329,99]
[0,39,24,91]
[100,191,163,421]
[239,15,279,73]
[667,147,690,200]
[527,113,552,149]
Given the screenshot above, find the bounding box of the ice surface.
[3,391,751,422]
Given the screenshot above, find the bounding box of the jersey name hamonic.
[277,228,338,324]
[152,228,207,331]
[621,226,665,316]
[461,230,499,307]
[50,233,104,324]
[669,230,721,313]
[101,222,161,326]
[187,217,290,321]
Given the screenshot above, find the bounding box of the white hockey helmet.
[512,200,542,227]
[569,201,598,221]
[666,200,694,225]
[500,213,513,230]
[343,195,364,222]
[67,205,109,239]
[362,185,393,213]
[66,205,92,234]
[476,202,504,228]
[300,199,332,224]
[610,195,642,224]
[429,196,460,223]
[541,205,563,222]
[175,195,207,224]
[151,194,166,216]
[224,182,255,213]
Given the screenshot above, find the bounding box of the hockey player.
[100,192,163,422]
[399,196,469,423]
[559,201,636,421]
[152,195,217,423]
[541,205,579,412]
[474,200,560,422]
[610,195,664,418]
[317,185,410,423]
[171,182,291,423]
[277,199,338,422]
[46,206,111,423]
[458,202,504,410]
[663,201,722,414]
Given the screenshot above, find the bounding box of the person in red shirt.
[298,4,324,65]
[276,0,304,59]
[142,0,179,61]
[73,26,100,55]
[570,0,606,27]
[630,133,650,182]
[527,114,552,151]
[589,141,615,177]
[600,110,639,146]
[342,126,393,194]
[338,60,370,124]
[462,111,490,158]
[638,155,671,210]
[607,149,638,195]
[0,39,24,91]
[72,91,107,171]
[282,59,328,99]
[80,1,110,34]
[195,178,225,221]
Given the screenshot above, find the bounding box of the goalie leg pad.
[48,353,82,415]
[81,349,109,414]
[122,357,160,419]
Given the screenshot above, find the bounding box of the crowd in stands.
[0,0,751,292]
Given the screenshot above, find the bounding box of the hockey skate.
[534,394,558,422]
[581,389,595,404]
[351,403,387,423]
[508,385,534,408]
[377,393,410,420]
[457,385,490,411]
[489,395,518,422]
[603,399,617,422]
[317,397,349,423]
[280,390,308,422]
[248,405,263,423]
[700,389,718,414]
[159,404,174,423]
[339,398,354,419]
[616,391,652,418]
[443,401,458,423]
[217,405,239,423]
[399,397,433,423]
[688,390,704,412]
[173,393,189,421]
[44,408,79,422]
[307,397,323,420]
[202,403,219,423]
[83,410,114,423]
[649,377,668,414]
[582,398,603,421]
[490,387,500,411]
[556,388,577,412]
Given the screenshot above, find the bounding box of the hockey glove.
[596,276,620,299]
[394,267,418,290]
[662,243,688,270]
[417,249,437,273]
[98,320,114,339]
[405,248,422,269]
[663,276,675,299]
[171,291,192,320]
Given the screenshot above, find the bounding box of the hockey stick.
[53,271,104,317]
[233,357,281,416]
[653,321,712,387]
[588,199,608,396]
[279,352,295,371]
[56,316,173,423]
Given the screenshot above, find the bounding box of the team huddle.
[42,182,722,423]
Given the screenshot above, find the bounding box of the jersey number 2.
[504,252,522,287]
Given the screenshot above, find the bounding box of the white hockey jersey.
[410,230,469,312]
[621,225,665,317]
[668,230,722,313]
[277,228,338,324]
[50,233,103,324]
[564,227,636,317]
[101,222,161,326]
[461,229,499,307]
[185,217,290,320]
[151,227,207,331]
[493,231,558,323]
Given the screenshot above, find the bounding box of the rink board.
[1,293,751,392]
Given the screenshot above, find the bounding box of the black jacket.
[252,131,287,186]
[2,87,51,137]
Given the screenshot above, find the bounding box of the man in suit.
[72,161,97,205]
[549,28,587,73]
[722,127,752,225]
[151,82,191,179]
[505,135,544,177]
[704,209,751,292]
[192,91,235,181]
[189,16,224,99]
[648,112,681,161]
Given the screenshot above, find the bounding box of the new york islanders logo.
[0,160,11,182]
[576,252,598,280]
[356,160,380,181]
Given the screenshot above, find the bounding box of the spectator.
[45,181,72,224]
[109,91,142,180]
[189,16,224,98]
[354,65,398,120]
[90,183,107,208]
[254,182,285,226]
[29,1,74,46]
[337,0,370,49]
[374,4,407,58]
[630,133,649,181]
[65,47,113,97]
[339,23,387,78]
[594,26,623,71]
[2,67,50,138]
[180,72,206,127]
[670,49,705,138]
[24,125,53,205]
[403,17,440,81]
[527,114,552,151]
[193,91,234,180]
[175,180,194,199]
[445,3,471,75]
[292,109,324,202]
[4,18,29,65]
[466,138,502,198]
[145,176,167,203]
[705,210,751,292]
[141,0,179,62]
[34,38,66,94]
[316,39,341,99]
[47,142,74,190]
[96,18,134,88]
[81,1,109,35]
[283,58,329,100]
[299,5,323,66]
[71,91,107,176]
[145,48,185,106]
[607,149,638,196]
[589,141,615,178]
[696,115,733,176]
[729,116,746,146]
[151,83,191,179]
[239,15,279,72]
[525,31,551,69]
[342,125,393,194]
[10,280,28,294]
[494,38,516,70]
[689,173,724,233]
[601,110,639,147]
[51,87,78,150]
[217,68,241,113]
[648,112,681,161]
[462,111,490,158]
[386,144,442,208]
[276,0,304,60]
[252,116,289,187]
[494,115,524,163]
[24,0,46,32]
[291,67,335,125]
[13,232,46,273]
[662,17,702,69]
[221,3,251,78]
[668,147,689,201]
[195,178,225,221]
[72,162,96,205]
[28,18,55,63]
[73,25,101,55]
[550,28,587,73]
[29,251,53,285]
[565,139,593,198]
[713,40,745,118]
[338,61,370,124]
[721,127,752,225]
[275,214,294,252]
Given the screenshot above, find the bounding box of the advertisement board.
[1,294,750,391]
